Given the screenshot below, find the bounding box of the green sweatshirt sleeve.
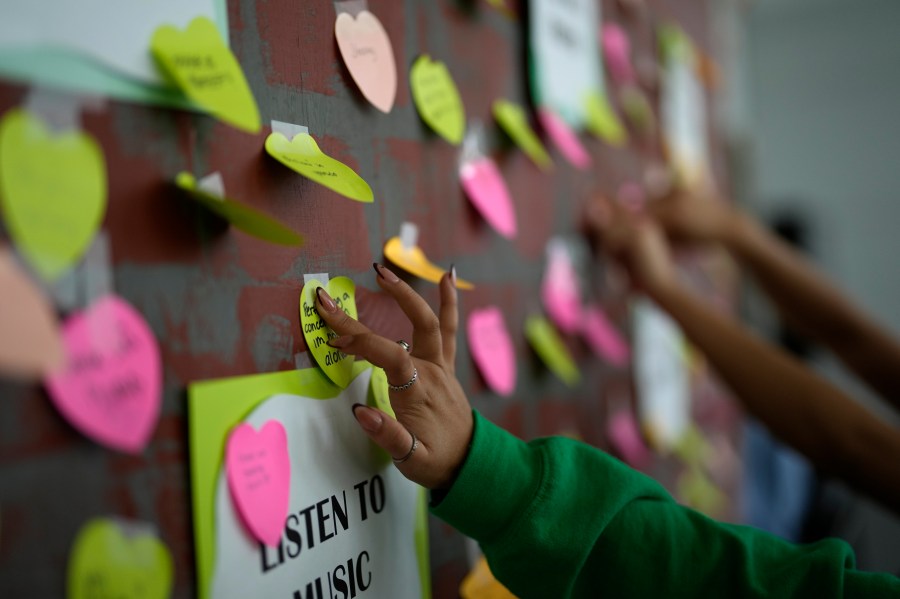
[431,411,900,598]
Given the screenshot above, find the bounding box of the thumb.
[351,404,416,461]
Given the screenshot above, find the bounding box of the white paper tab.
[303,273,330,287]
[334,0,367,17]
[271,120,309,140]
[399,222,419,251]
[197,172,226,200]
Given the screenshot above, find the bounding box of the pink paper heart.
[460,157,517,239]
[608,410,651,468]
[467,306,516,396]
[44,294,161,453]
[335,10,398,114]
[541,242,582,334]
[538,108,591,170]
[602,24,636,84]
[582,305,630,367]
[225,420,291,547]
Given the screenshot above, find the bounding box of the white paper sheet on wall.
[661,40,711,185]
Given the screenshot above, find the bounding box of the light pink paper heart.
[460,157,517,239]
[45,294,161,453]
[225,420,291,547]
[335,10,398,113]
[538,108,591,170]
[541,242,582,334]
[602,24,636,84]
[467,306,516,396]
[608,410,651,468]
[0,248,63,379]
[582,305,630,367]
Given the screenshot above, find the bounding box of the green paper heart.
[175,172,303,246]
[0,108,107,282]
[151,16,261,133]
[525,315,580,387]
[584,92,628,147]
[410,55,465,145]
[68,518,173,599]
[493,99,552,170]
[368,367,396,418]
[265,132,373,202]
[299,277,358,388]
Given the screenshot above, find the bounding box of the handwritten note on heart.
[383,237,474,289]
[265,131,373,203]
[410,55,465,145]
[581,304,630,367]
[0,248,63,379]
[525,315,580,387]
[175,172,304,246]
[538,108,591,170]
[541,241,582,334]
[584,92,628,146]
[45,294,162,453]
[68,518,173,599]
[0,108,107,282]
[299,277,358,388]
[492,100,552,170]
[467,307,516,396]
[335,10,397,113]
[151,16,261,133]
[460,157,517,239]
[225,420,291,547]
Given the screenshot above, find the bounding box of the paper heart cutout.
[45,294,162,453]
[0,108,107,282]
[369,367,396,418]
[299,277,358,388]
[68,518,173,599]
[524,315,580,387]
[538,108,591,170]
[0,248,64,379]
[151,16,261,133]
[175,172,304,246]
[541,241,582,334]
[460,157,517,239]
[607,410,651,468]
[584,92,628,146]
[225,420,291,546]
[265,131,373,203]
[335,10,397,113]
[383,237,474,289]
[602,24,636,84]
[492,99,552,170]
[467,307,516,396]
[581,304,630,367]
[410,55,465,145]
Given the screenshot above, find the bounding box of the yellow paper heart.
[524,315,580,386]
[410,55,466,145]
[151,16,261,133]
[383,237,473,289]
[299,277,358,388]
[265,131,373,203]
[0,108,107,281]
[493,99,552,170]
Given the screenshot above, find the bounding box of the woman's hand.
[648,184,742,246]
[314,263,474,490]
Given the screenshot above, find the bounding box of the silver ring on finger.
[388,366,418,392]
[397,340,411,353]
[393,432,418,464]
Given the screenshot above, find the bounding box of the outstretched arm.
[652,188,900,407]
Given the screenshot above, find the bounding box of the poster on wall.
[528,0,604,129]
[189,363,429,599]
[0,0,228,107]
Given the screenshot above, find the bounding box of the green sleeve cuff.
[430,410,543,545]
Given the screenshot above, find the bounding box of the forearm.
[649,280,900,513]
[725,211,900,403]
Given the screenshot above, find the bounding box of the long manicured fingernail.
[316,287,337,312]
[449,264,457,287]
[373,263,400,283]
[352,404,382,432]
[327,335,353,348]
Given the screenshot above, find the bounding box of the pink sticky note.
[581,305,630,367]
[602,24,635,84]
[538,108,591,170]
[467,306,516,396]
[335,10,398,113]
[460,157,517,239]
[608,410,651,468]
[541,242,582,334]
[226,420,291,547]
[44,294,162,453]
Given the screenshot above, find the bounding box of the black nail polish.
[373,262,385,279]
